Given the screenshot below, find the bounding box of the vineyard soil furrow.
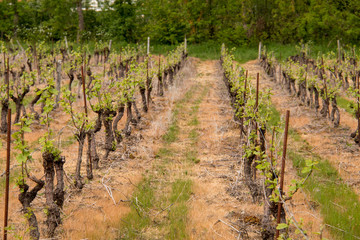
[187,60,264,239]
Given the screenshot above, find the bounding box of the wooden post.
[337,40,341,63]
[158,57,161,74]
[6,57,9,101]
[357,75,360,144]
[81,66,88,119]
[253,73,260,181]
[258,42,262,61]
[103,61,106,77]
[65,36,69,55]
[3,108,11,240]
[55,60,61,105]
[240,70,248,141]
[109,39,112,51]
[275,110,290,239]
[3,52,5,75]
[147,37,150,56]
[255,73,259,113]
[184,36,187,54]
[81,66,92,173]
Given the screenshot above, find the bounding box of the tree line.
[1,0,360,45]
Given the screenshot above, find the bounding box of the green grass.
[119,176,155,239]
[163,123,180,144]
[288,149,360,239]
[337,96,356,117]
[167,179,192,240]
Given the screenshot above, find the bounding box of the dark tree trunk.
[42,151,61,238]
[314,87,320,112]
[86,134,93,180]
[102,109,116,160]
[139,85,148,112]
[27,58,32,72]
[308,86,314,107]
[123,101,133,137]
[75,131,86,189]
[11,86,30,123]
[132,99,141,122]
[146,75,152,108]
[18,179,44,240]
[158,72,164,96]
[169,68,174,85]
[29,89,42,120]
[320,90,329,118]
[0,99,9,133]
[76,73,82,98]
[331,97,340,127]
[163,69,168,90]
[91,111,102,169]
[54,157,65,208]
[67,68,75,91]
[290,78,297,94]
[113,104,125,143]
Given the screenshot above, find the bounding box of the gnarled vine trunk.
[102,108,117,160]
[0,99,9,133]
[18,178,44,240]
[75,131,86,189]
[42,151,61,237]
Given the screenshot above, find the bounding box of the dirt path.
[188,61,263,239]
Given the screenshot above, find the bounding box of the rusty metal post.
[275,110,290,239]
[3,108,11,240]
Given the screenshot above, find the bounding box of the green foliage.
[3,0,360,44]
